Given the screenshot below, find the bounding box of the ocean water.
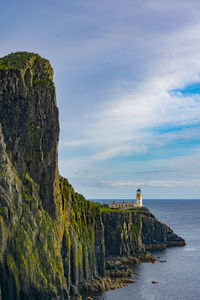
[92,199,200,300]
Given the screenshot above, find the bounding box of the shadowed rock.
[0,52,59,216]
[0,52,185,300]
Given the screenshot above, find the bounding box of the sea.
[91,199,200,300]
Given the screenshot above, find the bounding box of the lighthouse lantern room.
[136,188,142,207]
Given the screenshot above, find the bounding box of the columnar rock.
[0,52,185,300]
[0,52,59,215]
[0,52,106,299]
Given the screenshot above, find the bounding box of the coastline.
[0,53,186,300]
[90,199,200,300]
[79,254,155,300]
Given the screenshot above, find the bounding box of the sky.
[1,0,200,199]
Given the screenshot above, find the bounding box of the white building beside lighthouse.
[136,188,142,207]
[107,188,143,209]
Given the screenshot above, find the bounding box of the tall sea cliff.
[0,52,185,300]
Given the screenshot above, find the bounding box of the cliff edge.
[0,52,185,300]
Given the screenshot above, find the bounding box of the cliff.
[0,52,59,216]
[0,52,185,300]
[102,208,185,257]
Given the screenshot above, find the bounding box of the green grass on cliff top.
[0,52,51,71]
[93,202,145,213]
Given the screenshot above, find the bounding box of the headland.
[0,52,185,300]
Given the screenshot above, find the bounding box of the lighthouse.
[136,188,142,207]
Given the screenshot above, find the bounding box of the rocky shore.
[79,254,156,299]
[0,52,185,300]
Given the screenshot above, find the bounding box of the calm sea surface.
[92,199,200,300]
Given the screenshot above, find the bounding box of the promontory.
[0,52,185,300]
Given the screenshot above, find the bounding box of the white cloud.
[1,0,200,197]
[104,178,200,188]
[92,145,147,161]
[29,0,200,196]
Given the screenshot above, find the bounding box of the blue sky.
[1,0,200,199]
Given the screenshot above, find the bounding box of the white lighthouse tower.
[136,188,142,207]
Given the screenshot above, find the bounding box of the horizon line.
[87,198,200,200]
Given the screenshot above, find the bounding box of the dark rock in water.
[121,279,137,284]
[0,52,186,300]
[139,253,156,262]
[166,226,186,247]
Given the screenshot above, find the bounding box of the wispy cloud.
[58,10,200,196]
[103,178,200,188]
[2,0,200,197]
[134,170,177,175]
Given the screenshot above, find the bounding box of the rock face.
[102,208,185,257]
[0,52,59,216]
[141,209,186,249]
[0,52,185,300]
[102,210,144,257]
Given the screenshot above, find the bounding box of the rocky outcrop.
[0,52,59,216]
[141,209,186,249]
[0,52,185,300]
[102,210,144,257]
[102,207,185,256]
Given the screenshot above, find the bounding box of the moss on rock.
[0,52,185,300]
